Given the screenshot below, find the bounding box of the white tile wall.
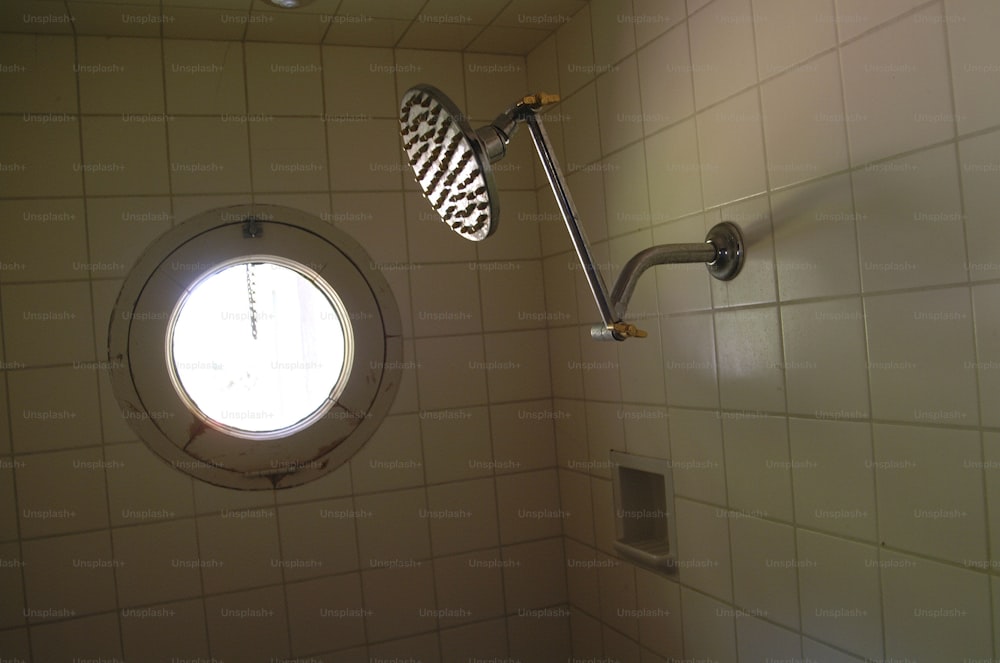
[533,0,1000,659]
[5,0,1000,659]
[0,28,566,662]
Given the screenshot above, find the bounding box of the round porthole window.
[108,205,402,489]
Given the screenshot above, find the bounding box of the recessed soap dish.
[610,450,677,573]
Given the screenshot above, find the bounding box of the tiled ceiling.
[0,0,587,53]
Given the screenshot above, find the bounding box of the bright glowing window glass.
[167,257,351,438]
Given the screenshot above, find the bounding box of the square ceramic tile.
[835,0,936,42]
[946,0,1000,134]
[0,117,82,197]
[734,617,801,662]
[549,327,584,399]
[275,498,360,581]
[503,537,567,611]
[77,36,164,114]
[722,414,793,521]
[2,282,95,366]
[789,418,876,540]
[729,515,800,628]
[354,488,431,568]
[591,476,616,556]
[464,53,529,123]
[714,307,785,413]
[426,479,499,556]
[285,574,367,655]
[163,40,246,115]
[361,564,438,641]
[984,433,1000,569]
[80,117,170,195]
[327,118,402,191]
[15,447,109,537]
[0,199,88,284]
[559,83,602,172]
[771,173,861,300]
[674,497,733,601]
[554,399,588,471]
[874,423,986,564]
[564,539,601,615]
[780,298,870,417]
[760,52,849,188]
[880,550,992,660]
[632,0,686,46]
[244,42,323,116]
[474,191,543,260]
[439,618,508,660]
[7,367,101,453]
[167,117,252,194]
[556,6,595,94]
[348,414,424,493]
[161,7,248,41]
[637,25,693,136]
[853,144,966,292]
[569,611,603,658]
[596,55,643,155]
[566,164,609,246]
[195,511,283,593]
[620,404,670,458]
[527,32,560,92]
[688,0,758,109]
[483,330,552,401]
[796,529,883,659]
[68,3,161,38]
[490,401,558,472]
[596,553,638,639]
[840,6,954,165]
[105,442,195,527]
[322,46,397,117]
[433,551,505,627]
[408,264,482,337]
[959,131,1000,283]
[589,0,636,66]
[974,284,1000,428]
[414,335,488,411]
[245,10,330,43]
[0,34,76,113]
[30,613,122,662]
[250,117,328,192]
[85,197,173,279]
[585,402,625,480]
[578,317,624,402]
[495,469,562,544]
[667,408,726,504]
[204,586,289,662]
[865,288,978,423]
[120,599,210,662]
[21,530,117,620]
[559,469,594,543]
[330,191,407,265]
[419,405,493,484]
[660,315,719,407]
[803,638,866,663]
[112,520,202,607]
[603,142,651,237]
[696,90,767,208]
[479,262,547,333]
[507,610,573,662]
[754,0,837,78]
[0,467,17,545]
[635,568,683,658]
[645,119,703,222]
[542,254,581,325]
[680,587,737,662]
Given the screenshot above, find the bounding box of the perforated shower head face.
[399,85,499,242]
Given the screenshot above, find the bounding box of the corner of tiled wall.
[530,0,1000,660]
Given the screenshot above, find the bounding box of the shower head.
[399,85,500,242]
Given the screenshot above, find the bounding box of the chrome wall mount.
[399,85,746,342]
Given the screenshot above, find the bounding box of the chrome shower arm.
[609,243,717,319]
[521,108,745,342]
[523,112,619,332]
